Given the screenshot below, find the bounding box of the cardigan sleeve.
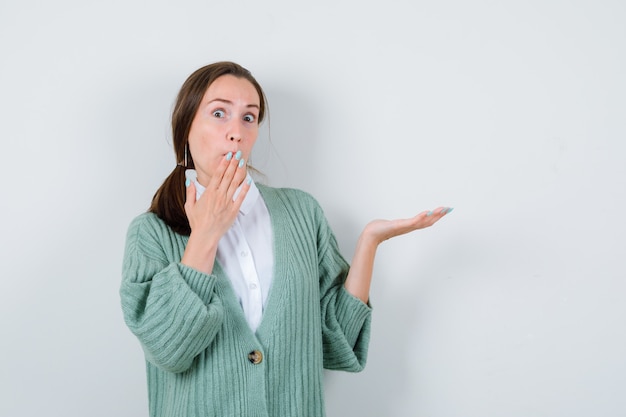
[316,206,372,372]
[120,214,224,374]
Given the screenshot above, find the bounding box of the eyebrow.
[207,98,260,110]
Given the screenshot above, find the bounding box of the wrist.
[181,232,219,274]
[361,223,385,247]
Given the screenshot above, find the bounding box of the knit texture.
[121,185,372,417]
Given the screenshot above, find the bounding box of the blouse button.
[248,350,263,365]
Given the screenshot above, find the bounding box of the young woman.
[120,61,452,417]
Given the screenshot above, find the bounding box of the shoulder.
[127,212,169,235]
[125,212,179,252]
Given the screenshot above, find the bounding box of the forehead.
[203,74,260,105]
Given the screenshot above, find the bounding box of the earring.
[177,144,189,168]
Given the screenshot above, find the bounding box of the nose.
[228,121,243,142]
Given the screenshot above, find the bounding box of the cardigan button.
[248,350,263,365]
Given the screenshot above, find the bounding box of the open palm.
[364,207,453,244]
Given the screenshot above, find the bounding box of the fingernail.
[247,177,252,185]
[185,179,190,187]
[226,152,233,161]
[426,211,433,216]
[447,207,454,214]
[238,158,245,168]
[440,207,449,214]
[235,150,242,161]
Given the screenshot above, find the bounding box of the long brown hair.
[149,61,267,235]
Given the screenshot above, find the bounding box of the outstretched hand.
[345,206,453,302]
[364,207,453,245]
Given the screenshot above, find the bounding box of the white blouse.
[187,170,274,332]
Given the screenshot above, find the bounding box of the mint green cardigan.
[120,185,372,417]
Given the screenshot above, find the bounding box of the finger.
[207,152,236,191]
[232,178,251,210]
[184,179,197,212]
[425,206,453,217]
[226,158,248,199]
[435,206,453,217]
[404,207,447,229]
[423,206,453,226]
[218,152,243,194]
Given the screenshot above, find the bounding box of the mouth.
[223,150,242,159]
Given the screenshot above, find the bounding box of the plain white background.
[1,0,625,416]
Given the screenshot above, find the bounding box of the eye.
[212,109,225,118]
[243,114,256,123]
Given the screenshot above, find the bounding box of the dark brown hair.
[149,61,267,235]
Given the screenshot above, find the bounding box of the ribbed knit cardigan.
[120,185,372,417]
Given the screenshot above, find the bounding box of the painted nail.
[235,150,242,161]
[247,177,252,185]
[238,158,245,168]
[426,211,433,216]
[226,152,233,161]
[185,179,190,187]
[446,207,454,214]
[440,207,449,214]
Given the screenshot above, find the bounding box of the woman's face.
[188,74,261,185]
